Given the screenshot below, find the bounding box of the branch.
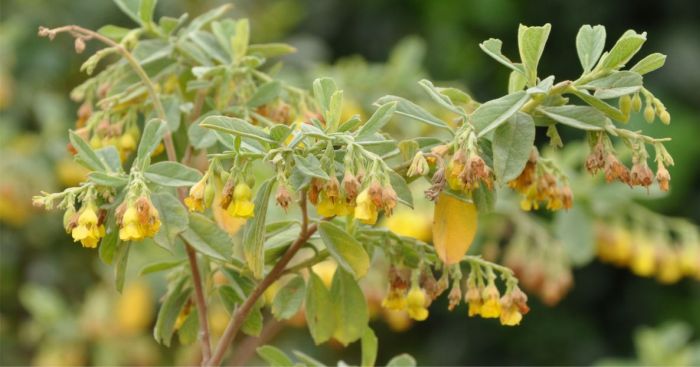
[227,319,284,366]
[39,25,213,364]
[206,194,315,367]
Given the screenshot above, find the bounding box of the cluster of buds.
[116,195,161,241]
[307,170,397,225]
[503,238,573,306]
[64,200,105,248]
[595,222,700,283]
[509,150,573,211]
[445,148,493,193]
[586,133,672,191]
[76,120,140,162]
[462,267,529,326]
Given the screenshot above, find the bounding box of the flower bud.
[632,93,642,112]
[619,95,632,117]
[74,38,86,54]
[643,104,655,123]
[407,152,429,177]
[342,172,360,202]
[659,110,671,125]
[656,164,671,192]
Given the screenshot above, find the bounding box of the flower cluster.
[116,195,161,242]
[445,148,493,193]
[185,167,257,222]
[508,150,573,211]
[585,132,673,191]
[307,171,397,225]
[65,201,105,248]
[380,267,435,321]
[596,222,700,283]
[462,266,530,326]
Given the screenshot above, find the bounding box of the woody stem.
[206,194,315,367]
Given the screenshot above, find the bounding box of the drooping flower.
[381,289,407,311]
[479,283,501,318]
[499,286,529,326]
[464,282,483,317]
[405,286,429,321]
[71,202,105,248]
[630,240,656,277]
[184,173,209,212]
[118,196,161,241]
[354,188,378,224]
[227,183,255,219]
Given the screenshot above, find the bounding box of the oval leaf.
[432,193,478,265]
[493,112,535,183]
[318,221,370,279]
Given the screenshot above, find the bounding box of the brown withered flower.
[275,185,293,211]
[341,171,360,202]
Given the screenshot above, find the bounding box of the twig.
[227,318,284,366]
[206,194,315,367]
[39,25,213,364]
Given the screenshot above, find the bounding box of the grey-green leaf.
[293,155,330,180]
[242,179,275,279]
[200,115,274,143]
[356,102,397,140]
[537,105,612,131]
[271,276,306,321]
[256,345,294,367]
[630,53,666,75]
[582,71,643,99]
[479,38,525,74]
[555,206,595,266]
[145,161,203,187]
[154,278,191,347]
[305,271,335,345]
[375,95,452,132]
[247,81,281,108]
[330,267,369,346]
[151,191,188,251]
[518,23,551,85]
[471,91,530,137]
[69,131,107,171]
[318,221,370,279]
[599,30,647,71]
[180,213,232,261]
[493,112,535,183]
[576,25,606,72]
[137,118,168,164]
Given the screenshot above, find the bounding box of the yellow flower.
[479,284,501,318]
[630,241,656,277]
[185,173,208,212]
[657,250,682,284]
[381,289,407,311]
[382,309,412,332]
[227,183,254,219]
[317,192,354,218]
[71,203,104,248]
[465,284,483,317]
[383,209,432,243]
[499,304,523,326]
[116,281,153,335]
[446,160,465,191]
[405,286,429,321]
[118,196,161,241]
[354,188,378,224]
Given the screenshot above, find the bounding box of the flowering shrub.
[31,1,699,365]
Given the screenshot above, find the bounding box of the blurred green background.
[1,0,699,365]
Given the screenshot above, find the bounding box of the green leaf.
[88,172,128,187]
[569,89,628,122]
[248,43,297,58]
[242,179,275,279]
[200,115,274,143]
[361,326,378,367]
[375,95,452,132]
[508,70,528,93]
[145,161,203,187]
[576,25,606,73]
[151,192,188,251]
[470,91,530,137]
[418,79,462,115]
[138,0,156,27]
[386,354,417,367]
[271,276,306,321]
[154,277,191,347]
[518,23,551,85]
[181,213,232,261]
[248,81,281,108]
[582,71,643,99]
[472,184,496,213]
[139,260,184,276]
[99,219,120,265]
[479,38,525,74]
[318,222,370,279]
[312,78,337,114]
[96,146,122,172]
[356,102,397,141]
[293,155,330,180]
[537,105,612,131]
[137,118,168,165]
[114,242,131,292]
[492,112,535,183]
[269,125,291,143]
[292,351,325,367]
[177,310,199,346]
[599,30,647,71]
[330,267,369,346]
[326,90,343,132]
[256,345,294,367]
[555,206,594,266]
[305,271,335,345]
[69,131,106,171]
[388,170,413,208]
[188,111,219,149]
[98,25,131,41]
[232,19,249,62]
[113,0,142,25]
[630,53,666,75]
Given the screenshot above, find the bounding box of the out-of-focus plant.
[30,1,697,366]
